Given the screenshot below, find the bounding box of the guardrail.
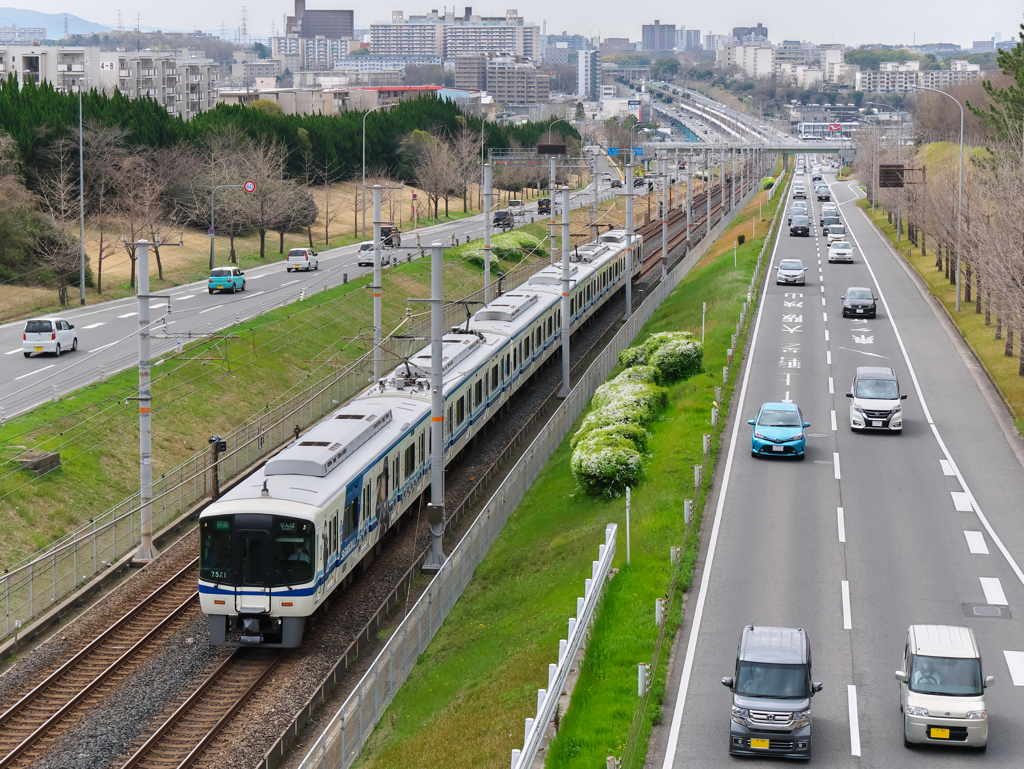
[294,170,765,769]
[0,258,549,643]
[513,524,617,768]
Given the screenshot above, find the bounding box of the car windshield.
[211,268,232,277]
[823,218,840,225]
[846,289,872,300]
[792,216,809,225]
[779,261,803,271]
[288,249,307,256]
[25,320,52,333]
[359,243,374,251]
[758,408,801,427]
[856,379,898,399]
[829,226,846,235]
[832,242,851,250]
[909,655,982,696]
[736,661,809,699]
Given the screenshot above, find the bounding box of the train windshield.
[273,518,315,586]
[200,517,233,582]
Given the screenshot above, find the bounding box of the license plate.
[856,309,863,313]
[872,421,882,427]
[34,347,42,351]
[930,728,950,739]
[772,445,784,452]
[750,738,770,749]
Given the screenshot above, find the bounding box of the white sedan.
[828,241,854,263]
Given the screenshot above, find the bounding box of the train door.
[233,529,272,614]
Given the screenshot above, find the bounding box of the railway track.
[637,185,730,279]
[0,559,200,768]
[118,648,284,768]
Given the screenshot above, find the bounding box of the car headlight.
[892,407,901,416]
[967,710,987,720]
[792,709,812,727]
[791,432,804,441]
[731,705,749,718]
[852,405,867,415]
[754,431,766,440]
[906,706,929,717]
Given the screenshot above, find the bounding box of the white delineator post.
[373,184,383,382]
[424,242,446,571]
[484,163,493,303]
[559,186,571,398]
[625,154,633,319]
[134,239,158,563]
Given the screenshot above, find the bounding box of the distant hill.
[0,8,113,39]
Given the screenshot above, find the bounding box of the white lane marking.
[117,311,137,318]
[173,294,195,301]
[847,201,1024,593]
[841,581,852,629]
[199,305,223,314]
[829,376,834,394]
[93,341,117,352]
[782,391,792,403]
[821,297,826,306]
[951,491,972,512]
[826,350,831,364]
[980,577,1008,605]
[940,459,955,476]
[1003,651,1024,685]
[786,373,791,385]
[248,291,265,297]
[964,531,989,555]
[824,330,830,342]
[282,280,300,287]
[15,364,55,380]
[831,410,837,431]
[5,348,21,355]
[82,322,105,329]
[820,285,824,293]
[660,179,783,769]
[834,452,841,479]
[836,346,889,359]
[837,507,846,543]
[823,312,828,322]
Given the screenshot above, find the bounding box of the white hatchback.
[286,248,318,272]
[23,317,78,357]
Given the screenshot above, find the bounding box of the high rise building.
[641,20,676,51]
[731,23,768,43]
[485,56,549,104]
[285,0,354,39]
[370,8,540,60]
[704,33,736,52]
[684,29,702,51]
[578,48,598,100]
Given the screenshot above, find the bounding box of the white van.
[896,625,992,750]
[23,317,78,357]
[286,248,318,272]
[847,366,906,431]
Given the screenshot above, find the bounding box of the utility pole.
[559,186,571,398]
[686,154,693,249]
[660,154,668,280]
[423,242,446,571]
[705,152,711,234]
[373,184,383,382]
[625,153,633,319]
[591,153,599,241]
[484,163,493,303]
[549,156,557,264]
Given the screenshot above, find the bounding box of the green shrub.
[614,365,662,385]
[586,422,652,452]
[737,234,745,246]
[570,431,644,496]
[592,380,668,419]
[763,177,776,190]
[648,335,703,381]
[617,345,648,367]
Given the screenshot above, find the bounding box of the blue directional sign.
[633,147,643,156]
[608,148,619,156]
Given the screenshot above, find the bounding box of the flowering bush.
[614,365,662,386]
[616,332,703,383]
[570,430,644,496]
[463,231,547,265]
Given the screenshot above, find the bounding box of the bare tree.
[271,185,319,254]
[450,120,482,213]
[413,136,457,219]
[239,137,291,258]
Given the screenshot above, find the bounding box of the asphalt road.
[651,161,1024,766]
[0,167,621,418]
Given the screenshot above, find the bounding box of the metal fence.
[0,259,549,642]
[295,176,764,769]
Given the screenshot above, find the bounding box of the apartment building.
[641,20,675,52]
[371,8,540,60]
[855,59,982,93]
[485,56,548,105]
[577,48,599,100]
[0,25,45,43]
[454,53,489,90]
[718,43,775,78]
[732,23,769,43]
[703,33,736,52]
[819,43,846,83]
[774,40,806,75]
[285,0,354,39]
[334,54,442,72]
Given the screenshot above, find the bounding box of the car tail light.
[23,333,26,340]
[305,255,308,260]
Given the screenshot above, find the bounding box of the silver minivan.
[897,625,992,750]
[23,317,77,357]
[847,366,906,432]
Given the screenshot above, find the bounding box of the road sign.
[208,227,215,237]
[878,164,905,188]
[537,143,567,155]
[628,99,641,107]
[633,147,643,156]
[412,193,417,199]
[243,180,256,193]
[608,148,619,156]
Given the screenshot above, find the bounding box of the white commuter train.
[198,230,642,646]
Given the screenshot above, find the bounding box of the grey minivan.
[723,625,822,759]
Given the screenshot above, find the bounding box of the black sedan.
[841,287,878,318]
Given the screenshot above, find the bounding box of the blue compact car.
[749,402,810,458]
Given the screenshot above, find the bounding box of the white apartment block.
[718,43,775,78]
[704,33,736,52]
[371,9,540,59]
[0,45,215,119]
[819,43,845,83]
[577,48,598,100]
[855,59,981,93]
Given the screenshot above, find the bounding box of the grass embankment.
[354,179,785,769]
[0,226,550,567]
[857,194,1024,432]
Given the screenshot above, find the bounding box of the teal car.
[749,402,810,459]
[208,266,246,294]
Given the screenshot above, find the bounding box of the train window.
[475,380,483,405]
[456,396,465,425]
[547,317,553,337]
[240,534,266,586]
[513,348,517,370]
[393,457,400,488]
[344,497,358,540]
[273,518,314,586]
[332,517,338,554]
[419,430,426,461]
[447,405,453,433]
[200,518,232,582]
[405,443,415,478]
[363,484,371,522]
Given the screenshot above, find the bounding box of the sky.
[22,1,1024,49]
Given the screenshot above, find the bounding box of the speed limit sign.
[243,180,256,193]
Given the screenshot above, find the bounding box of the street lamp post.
[362,104,390,239]
[913,85,964,311]
[77,78,90,306]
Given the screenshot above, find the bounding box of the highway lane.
[654,162,1024,766]
[0,174,617,417]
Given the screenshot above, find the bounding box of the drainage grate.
[963,603,1011,619]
